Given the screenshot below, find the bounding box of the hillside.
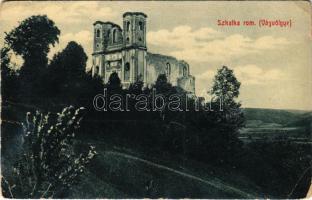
[243,108,311,126]
[69,140,264,198]
[286,112,312,127]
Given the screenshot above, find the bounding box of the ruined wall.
[178,76,195,94]
[146,53,182,85]
[146,52,195,94]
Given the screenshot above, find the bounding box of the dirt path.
[105,150,257,198]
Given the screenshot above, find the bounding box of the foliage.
[212,66,244,134]
[1,47,19,99]
[153,74,176,94]
[43,41,97,106]
[107,72,122,91]
[3,15,60,104]
[180,66,243,164]
[128,80,144,95]
[1,47,12,76]
[49,41,88,77]
[1,107,97,198]
[4,15,60,71]
[211,66,240,102]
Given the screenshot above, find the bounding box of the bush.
[2,106,97,198]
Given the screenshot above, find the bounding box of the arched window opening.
[95,66,99,75]
[166,63,171,78]
[112,29,118,43]
[96,29,100,38]
[137,74,143,82]
[126,21,131,31]
[139,21,144,31]
[183,66,188,77]
[124,62,130,81]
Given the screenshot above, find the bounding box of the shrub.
[1,106,96,198]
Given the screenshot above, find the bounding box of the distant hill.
[286,112,312,127]
[243,108,311,126]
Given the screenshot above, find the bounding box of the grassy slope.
[70,140,265,198]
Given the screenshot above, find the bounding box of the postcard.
[0,1,311,199]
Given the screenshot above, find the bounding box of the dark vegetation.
[1,15,311,198]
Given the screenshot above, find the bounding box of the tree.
[107,72,122,91]
[49,41,88,78]
[206,66,244,163]
[4,15,60,103]
[5,15,60,75]
[42,41,89,105]
[211,66,240,102]
[1,106,97,198]
[153,74,176,95]
[1,47,12,77]
[1,47,19,99]
[210,66,243,125]
[128,80,144,95]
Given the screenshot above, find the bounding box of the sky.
[0,1,311,110]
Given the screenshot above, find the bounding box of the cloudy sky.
[0,1,311,110]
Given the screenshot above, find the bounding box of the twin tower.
[92,12,195,94]
[92,12,147,87]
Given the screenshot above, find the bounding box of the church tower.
[122,12,147,86]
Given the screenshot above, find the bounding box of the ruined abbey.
[92,12,195,94]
